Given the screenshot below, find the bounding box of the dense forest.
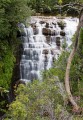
[0,0,83,120]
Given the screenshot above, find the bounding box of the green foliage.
[69,27,83,107]
[63,0,83,4]
[5,78,64,120]
[9,101,27,120]
[0,40,16,114]
[27,0,83,15]
[0,0,32,39]
[27,0,57,13]
[73,116,83,120]
[43,51,69,82]
[58,0,63,5]
[0,41,16,90]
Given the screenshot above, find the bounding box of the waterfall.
[20,16,78,82]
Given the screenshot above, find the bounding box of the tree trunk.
[65,9,83,112]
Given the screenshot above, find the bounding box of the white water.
[64,17,79,46]
[20,16,78,82]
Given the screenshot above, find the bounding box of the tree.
[0,0,32,39]
[5,78,67,120]
[65,8,83,112]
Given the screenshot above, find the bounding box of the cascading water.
[20,16,78,82]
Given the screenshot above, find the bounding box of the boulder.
[60,31,65,36]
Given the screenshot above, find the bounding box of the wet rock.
[31,23,36,28]
[60,31,66,36]
[42,28,51,35]
[56,37,61,46]
[42,49,49,54]
[57,20,66,30]
[45,22,49,28]
[42,28,57,36]
[39,21,46,24]
[44,55,48,62]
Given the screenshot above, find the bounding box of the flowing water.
[20,16,78,82]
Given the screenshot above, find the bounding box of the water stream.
[20,16,78,82]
